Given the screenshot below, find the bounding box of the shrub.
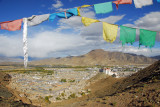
[81,92,85,96]
[69,79,75,82]
[61,93,65,97]
[44,96,52,103]
[56,97,61,100]
[60,79,67,82]
[70,93,76,98]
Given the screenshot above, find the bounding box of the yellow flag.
[103,22,118,43]
[82,17,100,26]
[77,7,81,16]
[78,5,91,16]
[81,5,91,8]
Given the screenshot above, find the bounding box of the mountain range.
[0,56,23,63]
[29,49,157,66]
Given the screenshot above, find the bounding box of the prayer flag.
[82,17,100,26]
[103,22,118,43]
[23,18,28,69]
[0,19,22,31]
[49,13,57,22]
[27,14,50,26]
[113,0,132,9]
[67,8,78,16]
[49,8,78,21]
[139,29,157,48]
[94,2,113,14]
[133,0,153,8]
[56,12,72,18]
[120,26,136,46]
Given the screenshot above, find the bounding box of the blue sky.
[0,0,160,59]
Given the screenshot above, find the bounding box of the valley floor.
[1,60,160,107]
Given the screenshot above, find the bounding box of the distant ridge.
[151,55,160,60]
[30,49,157,66]
[0,56,23,63]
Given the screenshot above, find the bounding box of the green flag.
[139,29,157,48]
[94,2,113,14]
[120,26,136,46]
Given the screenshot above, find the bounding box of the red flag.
[0,19,23,31]
[113,0,132,9]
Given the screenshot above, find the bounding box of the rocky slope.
[30,49,157,66]
[51,60,160,107]
[0,72,37,107]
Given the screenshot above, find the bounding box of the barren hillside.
[30,49,157,66]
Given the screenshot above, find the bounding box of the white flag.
[134,0,153,8]
[23,18,28,69]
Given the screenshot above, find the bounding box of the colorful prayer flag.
[67,8,78,16]
[82,17,100,26]
[0,19,22,31]
[113,0,132,9]
[103,22,118,43]
[49,13,57,22]
[27,14,50,26]
[139,29,157,48]
[120,26,136,46]
[94,2,113,14]
[49,8,78,21]
[23,18,28,69]
[133,0,153,8]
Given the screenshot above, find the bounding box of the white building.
[103,68,119,78]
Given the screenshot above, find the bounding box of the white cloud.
[124,11,160,31]
[52,0,63,8]
[56,8,67,12]
[48,0,64,10]
[100,15,125,24]
[28,31,90,58]
[134,12,160,31]
[115,45,160,57]
[0,30,91,58]
[0,34,23,57]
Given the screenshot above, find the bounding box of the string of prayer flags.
[94,2,113,14]
[0,19,22,31]
[113,0,132,9]
[49,12,72,20]
[120,26,136,46]
[139,29,157,48]
[133,0,153,8]
[103,22,118,43]
[81,17,100,26]
[56,12,73,18]
[23,18,28,69]
[57,8,78,18]
[27,14,50,26]
[77,5,91,16]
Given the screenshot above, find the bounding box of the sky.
[0,0,160,59]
